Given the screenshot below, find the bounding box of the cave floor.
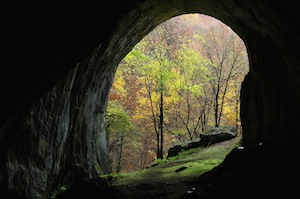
[112,144,300,199]
[114,181,189,199]
[57,138,300,199]
[113,169,300,199]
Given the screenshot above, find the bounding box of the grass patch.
[167,148,198,161]
[155,159,223,182]
[100,136,240,186]
[50,185,68,198]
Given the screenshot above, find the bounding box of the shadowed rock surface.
[181,144,300,199]
[1,1,300,198]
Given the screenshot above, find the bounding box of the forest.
[105,14,249,173]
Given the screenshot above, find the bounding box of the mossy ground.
[100,135,241,198]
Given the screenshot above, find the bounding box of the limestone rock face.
[2,50,115,198]
[1,0,300,198]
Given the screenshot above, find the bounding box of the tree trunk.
[116,133,124,173]
[158,77,164,159]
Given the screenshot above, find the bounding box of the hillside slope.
[55,133,300,199]
[107,135,241,199]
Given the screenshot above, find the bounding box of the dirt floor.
[114,181,189,199]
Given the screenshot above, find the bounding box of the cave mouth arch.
[2,1,300,198]
[107,13,249,173]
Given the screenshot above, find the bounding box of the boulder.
[199,126,237,147]
[167,126,237,158]
[167,145,183,159]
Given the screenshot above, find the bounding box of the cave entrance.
[105,13,249,175]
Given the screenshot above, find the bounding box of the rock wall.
[240,34,300,147]
[1,47,117,198]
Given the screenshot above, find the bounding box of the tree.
[127,20,180,159]
[166,40,211,142]
[200,24,248,127]
[105,101,133,173]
